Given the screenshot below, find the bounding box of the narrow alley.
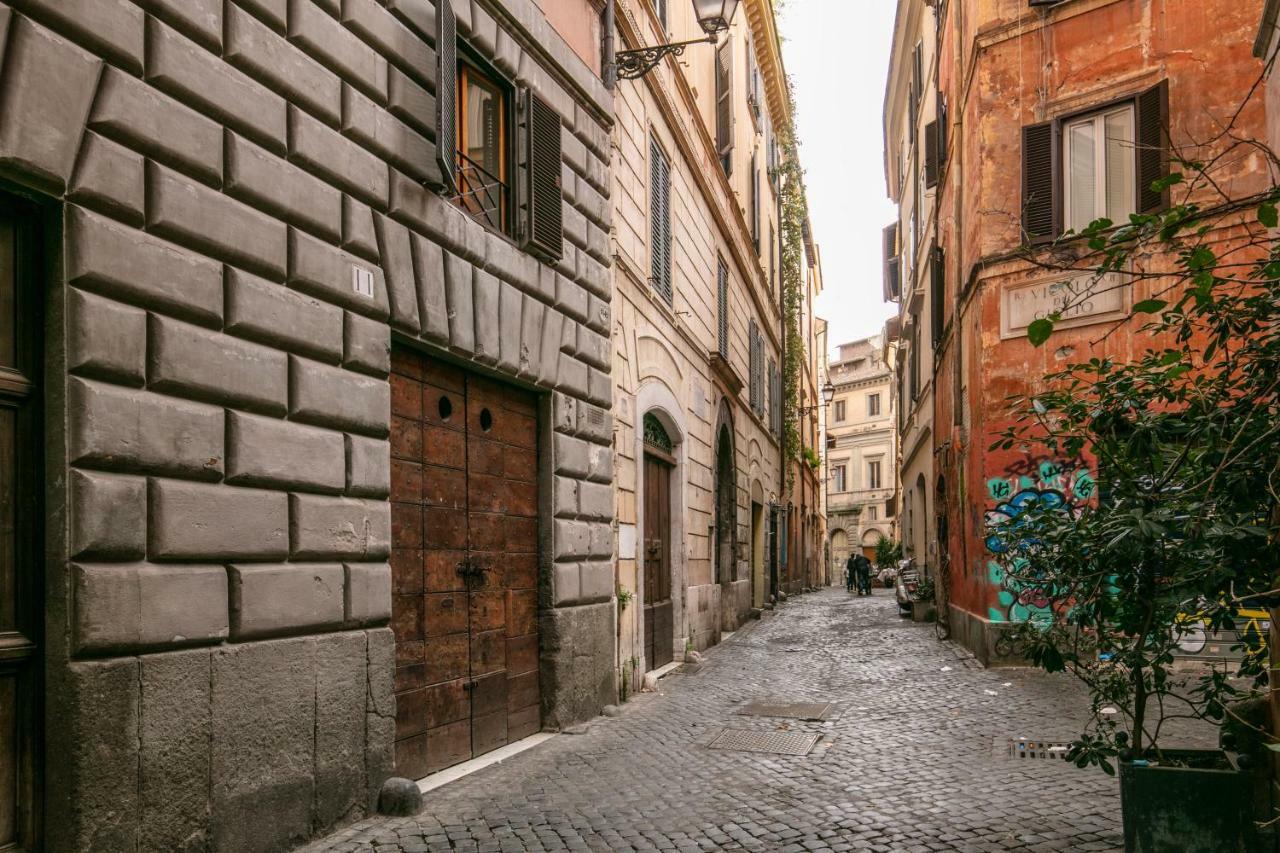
[309,589,1146,853]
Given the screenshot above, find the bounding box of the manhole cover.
[1006,738,1074,760]
[708,728,820,756]
[737,701,831,721]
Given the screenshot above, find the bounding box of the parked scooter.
[894,558,920,617]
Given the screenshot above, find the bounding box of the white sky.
[777,0,898,353]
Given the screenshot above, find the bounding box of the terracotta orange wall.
[534,0,602,76]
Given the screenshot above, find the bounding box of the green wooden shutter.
[434,0,457,192]
[717,259,729,358]
[524,91,563,261]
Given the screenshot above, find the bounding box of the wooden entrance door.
[642,454,673,670]
[390,350,540,779]
[0,195,40,852]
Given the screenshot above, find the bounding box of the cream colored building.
[884,0,938,577]
[825,337,898,572]
[608,0,811,688]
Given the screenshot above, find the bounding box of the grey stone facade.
[0,0,614,849]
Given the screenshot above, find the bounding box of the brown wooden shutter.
[715,39,733,167]
[717,259,729,358]
[923,121,939,189]
[937,96,948,167]
[930,244,945,346]
[882,222,900,300]
[750,153,759,248]
[524,90,563,261]
[434,0,457,192]
[1021,120,1059,243]
[1136,80,1170,214]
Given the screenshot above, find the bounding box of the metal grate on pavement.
[707,728,820,756]
[736,701,831,721]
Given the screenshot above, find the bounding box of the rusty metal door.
[642,453,673,670]
[390,350,540,779]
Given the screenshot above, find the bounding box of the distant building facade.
[825,336,897,572]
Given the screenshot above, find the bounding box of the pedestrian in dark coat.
[854,553,873,596]
[844,553,856,592]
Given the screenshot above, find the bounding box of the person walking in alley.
[845,553,857,593]
[854,553,873,596]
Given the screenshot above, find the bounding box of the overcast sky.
[777,0,898,353]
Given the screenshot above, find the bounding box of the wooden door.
[0,195,40,852]
[642,454,673,670]
[390,350,540,779]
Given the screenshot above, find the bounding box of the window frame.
[867,393,881,417]
[453,50,516,237]
[1061,102,1136,233]
[833,464,847,493]
[833,399,845,423]
[649,135,673,303]
[867,459,883,490]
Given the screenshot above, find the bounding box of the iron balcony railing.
[456,150,507,232]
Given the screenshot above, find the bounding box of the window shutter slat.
[524,91,563,261]
[1021,120,1059,243]
[716,40,733,168]
[1137,80,1170,214]
[923,121,939,189]
[434,0,457,192]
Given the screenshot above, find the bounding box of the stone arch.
[712,397,737,587]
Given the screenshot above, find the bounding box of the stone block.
[228,563,345,638]
[289,227,391,320]
[373,214,420,333]
[0,17,101,190]
[586,294,610,337]
[575,325,609,372]
[538,309,565,390]
[483,231,538,293]
[290,106,388,208]
[344,311,390,376]
[146,16,286,151]
[343,196,381,262]
[577,481,612,522]
[364,627,395,803]
[412,232,450,344]
[67,206,223,326]
[552,475,577,517]
[385,0,435,43]
[587,521,612,559]
[227,4,342,124]
[68,132,145,225]
[388,168,459,244]
[67,288,146,385]
[17,0,143,72]
[47,658,140,852]
[148,314,288,414]
[73,562,230,652]
[518,294,545,380]
[586,442,613,485]
[551,561,579,607]
[472,268,499,366]
[211,637,316,853]
[149,478,289,560]
[238,0,287,30]
[341,0,435,91]
[553,518,589,561]
[147,162,287,279]
[290,493,391,559]
[227,410,345,492]
[344,562,391,625]
[555,274,588,325]
[575,401,611,444]
[346,434,390,498]
[538,601,614,729]
[289,355,390,436]
[139,648,213,853]
[88,67,223,186]
[290,0,387,101]
[497,280,522,374]
[70,469,146,560]
[553,432,590,479]
[314,631,369,828]
[226,267,344,363]
[387,64,434,138]
[138,0,221,50]
[68,378,224,479]
[226,131,342,242]
[557,352,589,400]
[342,85,437,185]
[579,559,613,603]
[587,366,611,409]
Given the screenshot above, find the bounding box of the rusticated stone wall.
[0,0,615,850]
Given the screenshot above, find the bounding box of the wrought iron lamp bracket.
[615,34,716,80]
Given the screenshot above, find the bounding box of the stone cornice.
[743,0,792,131]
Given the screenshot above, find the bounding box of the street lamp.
[798,381,836,416]
[609,0,742,81]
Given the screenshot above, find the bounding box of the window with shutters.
[746,40,762,126]
[923,121,939,189]
[882,222,900,301]
[930,245,945,346]
[716,258,729,359]
[455,62,512,234]
[868,506,878,521]
[769,225,776,296]
[908,41,922,146]
[867,393,881,417]
[768,359,779,435]
[833,400,845,423]
[715,38,733,174]
[750,153,760,250]
[650,137,673,303]
[653,0,667,29]
[867,460,883,490]
[748,319,761,415]
[1063,105,1135,232]
[909,313,921,401]
[833,465,846,493]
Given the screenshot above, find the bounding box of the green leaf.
[1260,203,1278,229]
[1264,742,1280,753]
[1133,299,1167,314]
[1028,317,1055,347]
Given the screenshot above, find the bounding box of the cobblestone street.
[307,588,1181,852]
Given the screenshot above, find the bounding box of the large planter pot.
[1119,749,1261,853]
[911,601,936,622]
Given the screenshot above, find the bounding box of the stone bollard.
[377,777,423,817]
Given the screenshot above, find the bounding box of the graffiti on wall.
[984,459,1095,623]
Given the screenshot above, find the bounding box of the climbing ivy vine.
[774,102,808,492]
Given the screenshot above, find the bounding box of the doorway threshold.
[415,732,556,794]
[647,660,683,681]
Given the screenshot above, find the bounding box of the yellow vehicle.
[1171,607,1270,659]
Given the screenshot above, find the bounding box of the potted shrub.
[988,166,1280,850]
[912,576,937,623]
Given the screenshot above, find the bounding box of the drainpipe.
[603,0,617,91]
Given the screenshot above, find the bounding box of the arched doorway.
[714,422,736,586]
[750,480,765,608]
[641,412,676,670]
[861,528,884,561]
[830,528,850,581]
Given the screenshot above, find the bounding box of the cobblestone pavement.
[305,587,1210,853]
